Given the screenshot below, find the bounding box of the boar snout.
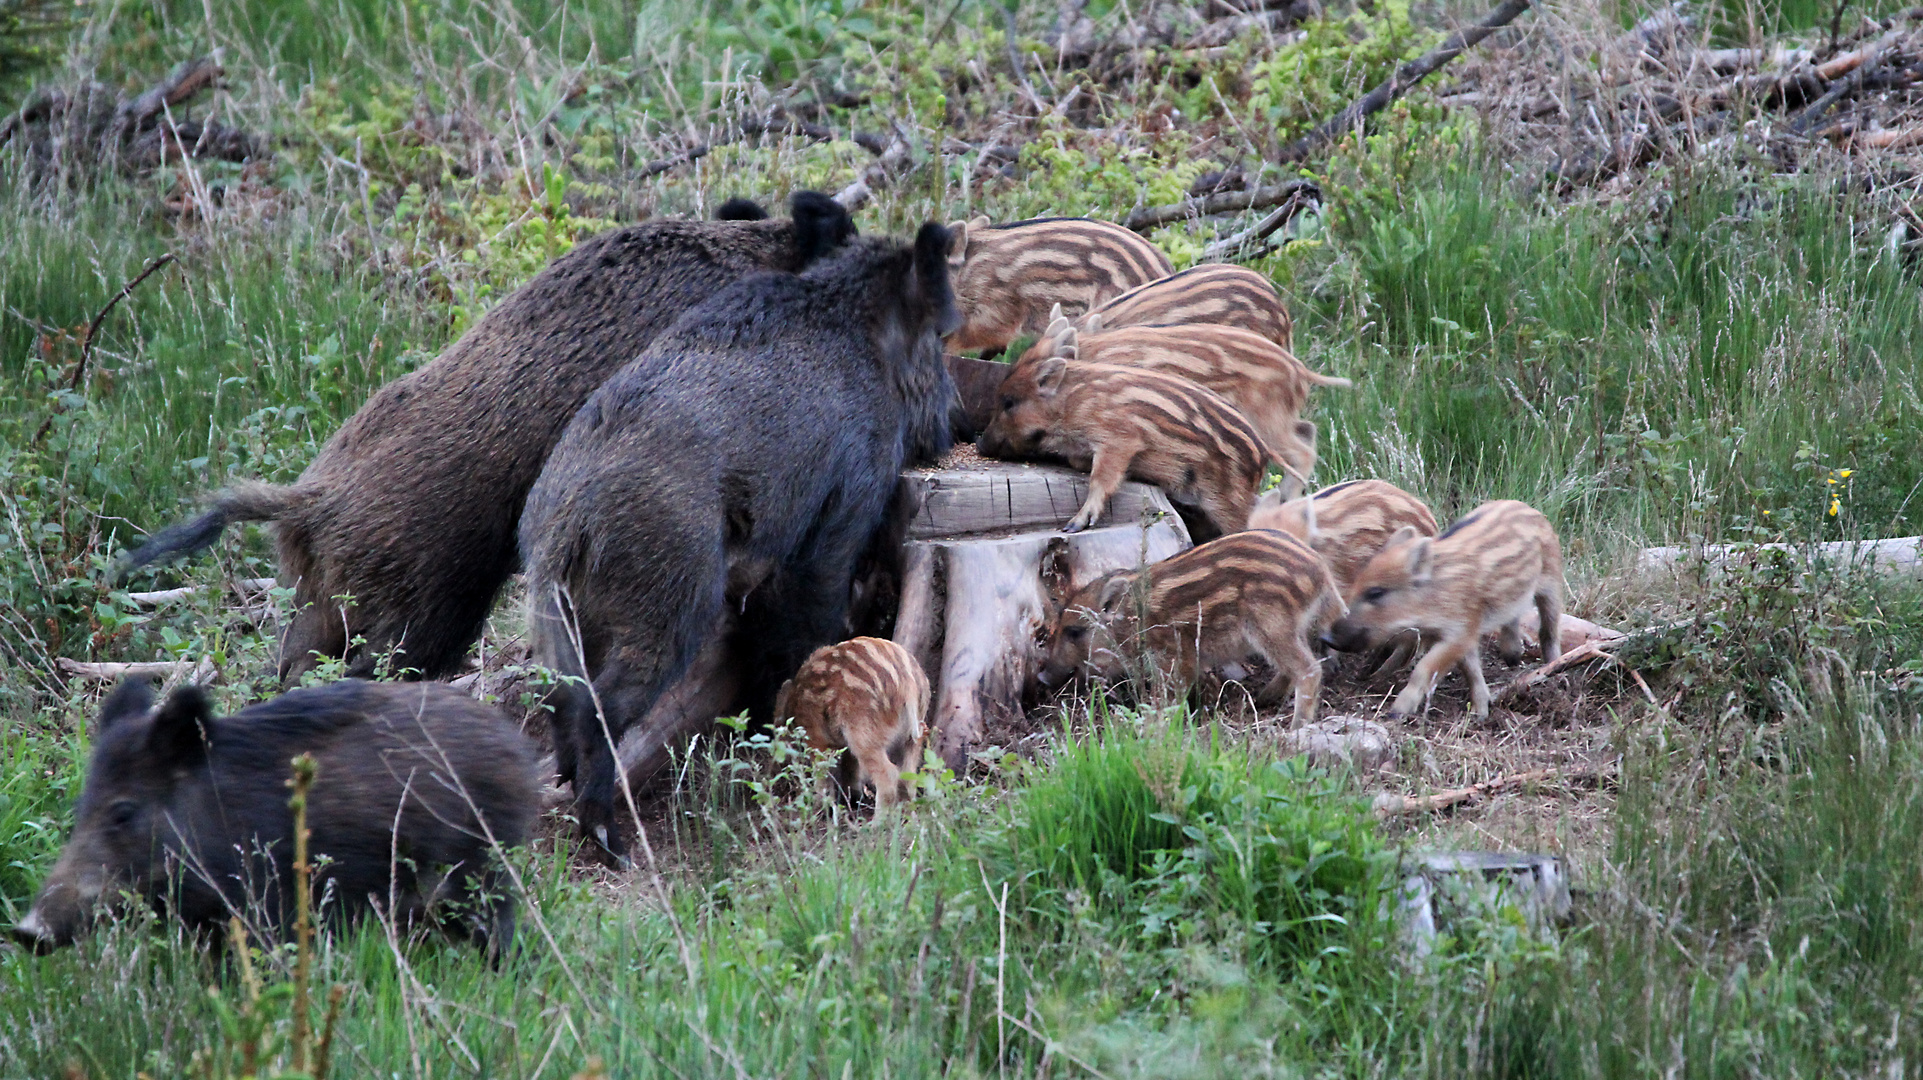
[1323,619,1373,653]
[11,908,59,953]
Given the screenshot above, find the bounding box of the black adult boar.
[118,193,858,684]
[11,679,540,957]
[521,223,960,863]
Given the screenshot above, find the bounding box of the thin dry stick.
[1374,766,1597,818]
[1277,0,1535,163]
[68,253,175,393]
[32,252,176,445]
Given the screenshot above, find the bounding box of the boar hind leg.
[1065,449,1130,533]
[1534,586,1564,663]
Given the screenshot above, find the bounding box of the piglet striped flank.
[1330,499,1564,720]
[976,357,1269,537]
[945,216,1174,352]
[1037,529,1341,722]
[775,637,930,807]
[1247,479,1438,590]
[1086,263,1296,351]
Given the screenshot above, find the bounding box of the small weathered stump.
[888,459,1192,770]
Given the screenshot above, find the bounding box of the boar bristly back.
[12,680,540,956]
[115,192,857,687]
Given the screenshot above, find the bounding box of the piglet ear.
[1083,312,1105,334]
[1053,325,1078,361]
[147,684,214,767]
[944,220,971,267]
[1405,536,1436,586]
[1097,574,1134,610]
[914,222,964,336]
[774,679,796,723]
[1032,356,1069,396]
[93,678,155,734]
[1293,419,1317,453]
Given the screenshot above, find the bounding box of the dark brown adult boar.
[1035,530,1342,722]
[1324,500,1564,720]
[118,193,858,683]
[943,215,1172,353]
[1081,263,1296,351]
[976,358,1270,538]
[520,224,959,864]
[12,679,539,958]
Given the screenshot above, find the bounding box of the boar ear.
[1097,575,1133,611]
[1404,536,1435,586]
[147,684,215,766]
[790,191,857,262]
[1047,302,1064,325]
[774,679,795,722]
[1033,356,1069,396]
[914,223,964,336]
[94,678,156,734]
[944,220,971,267]
[1293,419,1317,453]
[1083,312,1105,334]
[715,196,770,221]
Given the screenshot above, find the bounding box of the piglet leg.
[1065,449,1129,533]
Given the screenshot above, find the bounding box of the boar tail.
[115,481,310,579]
[1304,370,1353,389]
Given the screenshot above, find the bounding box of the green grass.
[5,0,1923,1074]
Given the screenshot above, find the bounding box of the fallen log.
[1638,535,1923,577]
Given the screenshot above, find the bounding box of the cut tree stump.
[605,455,1193,788]
[888,460,1192,770]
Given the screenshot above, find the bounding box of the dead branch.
[1277,0,1534,164]
[1373,766,1599,818]
[70,253,175,393]
[1791,29,1905,133]
[1122,178,1321,233]
[1196,185,1322,259]
[1494,639,1617,703]
[56,657,217,684]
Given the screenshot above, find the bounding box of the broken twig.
[1123,179,1320,233]
[1278,0,1534,163]
[1373,766,1598,818]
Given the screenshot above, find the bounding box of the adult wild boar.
[12,679,540,957]
[119,193,858,683]
[521,224,960,863]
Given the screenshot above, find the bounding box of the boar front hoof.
[584,823,633,872]
[1062,517,1090,534]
